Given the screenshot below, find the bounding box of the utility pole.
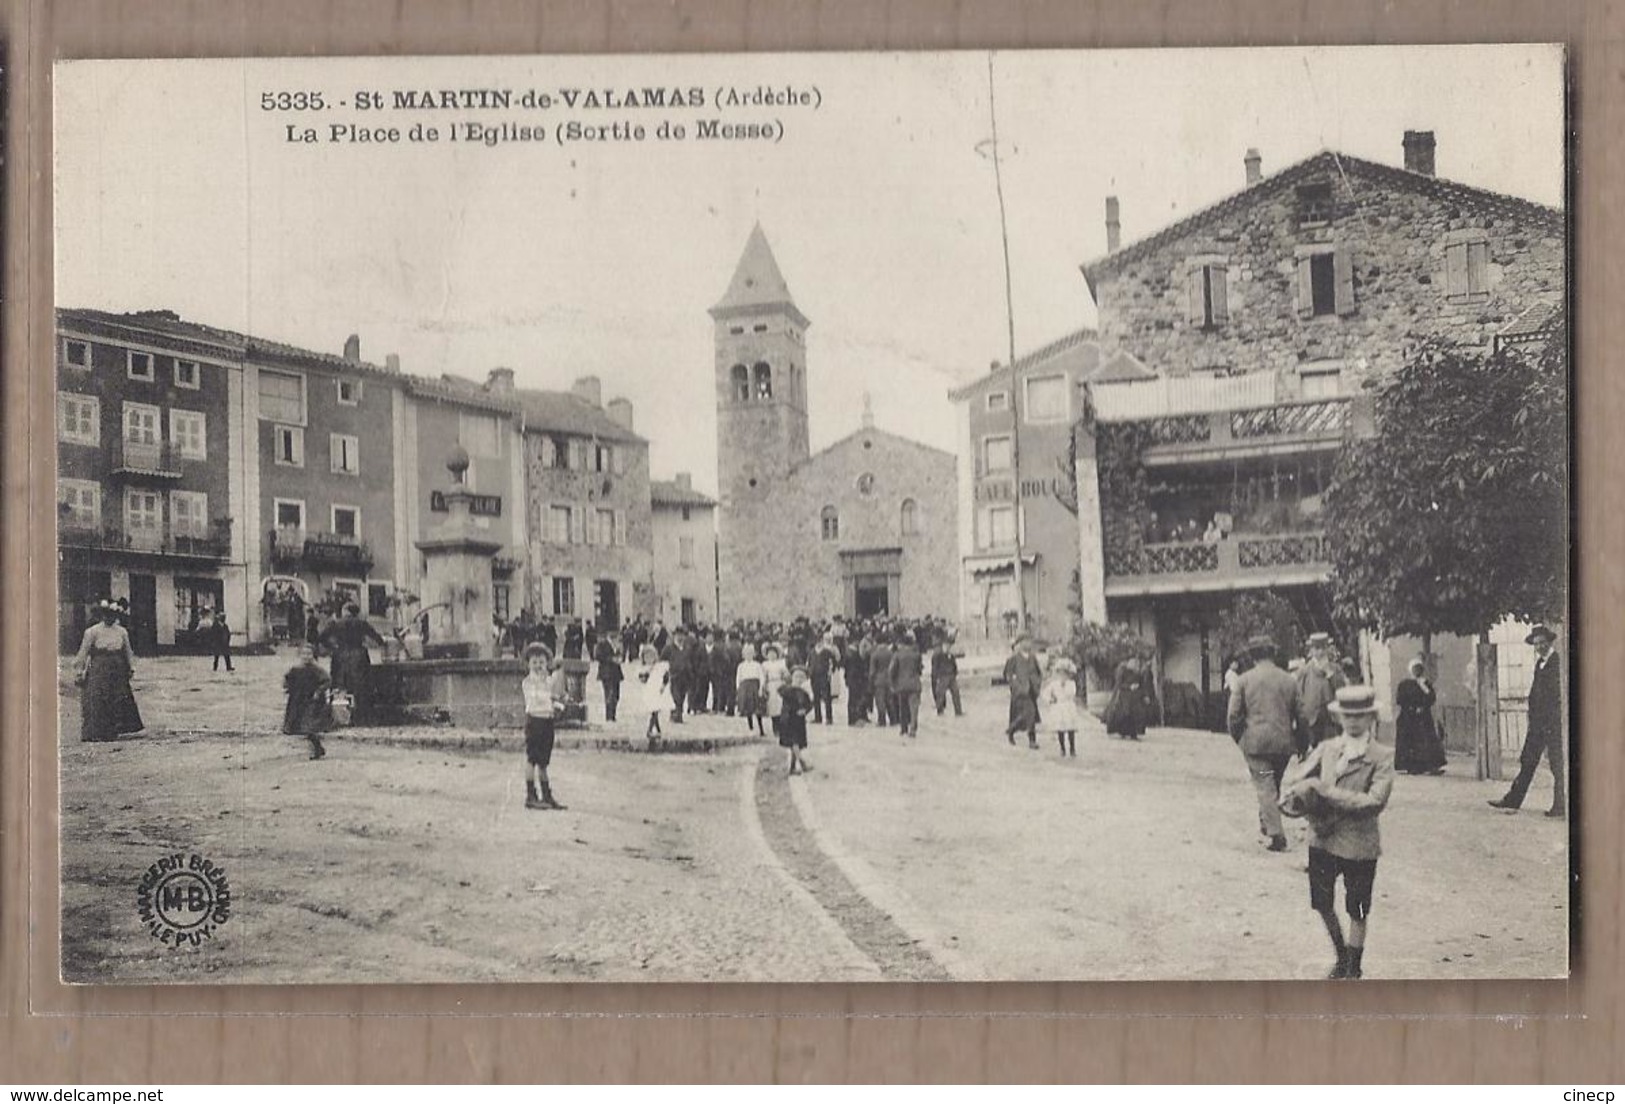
[984,51,1027,636]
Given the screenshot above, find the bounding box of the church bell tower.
[711,225,811,617]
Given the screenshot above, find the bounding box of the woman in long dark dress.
[1394,658,1447,774]
[1106,656,1154,740]
[73,601,144,742]
[318,603,386,723]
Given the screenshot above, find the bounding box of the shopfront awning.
[964,553,1038,578]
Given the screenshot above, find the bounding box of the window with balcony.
[820,505,839,541]
[58,394,100,445]
[984,434,1013,473]
[171,410,207,460]
[1024,374,1070,423]
[59,479,100,530]
[124,489,162,549]
[274,499,305,531]
[62,339,91,370]
[171,491,208,537]
[332,505,360,540]
[123,402,160,445]
[174,360,201,389]
[258,369,306,424]
[126,350,155,382]
[330,433,360,475]
[274,425,305,467]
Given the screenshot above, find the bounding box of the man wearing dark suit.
[844,632,871,725]
[710,630,737,717]
[685,628,710,713]
[1227,635,1301,852]
[663,627,689,724]
[889,636,924,737]
[868,633,895,728]
[1489,625,1566,818]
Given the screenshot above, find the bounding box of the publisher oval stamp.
[136,853,232,947]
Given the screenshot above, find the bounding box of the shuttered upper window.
[1186,258,1229,329]
[1296,244,1354,319]
[1444,231,1491,302]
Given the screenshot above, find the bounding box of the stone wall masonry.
[523,433,654,616]
[1094,172,1565,389]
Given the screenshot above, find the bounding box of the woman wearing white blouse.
[73,601,144,741]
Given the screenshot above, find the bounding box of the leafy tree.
[1322,337,1567,639]
[1065,569,1154,685]
[1215,591,1305,666]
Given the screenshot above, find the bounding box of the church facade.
[712,226,957,623]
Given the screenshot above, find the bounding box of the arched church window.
[753,362,773,400]
[900,498,919,536]
[820,505,839,541]
[731,364,750,403]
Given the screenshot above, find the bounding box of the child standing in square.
[282,643,331,760]
[778,666,814,775]
[1039,656,1084,758]
[522,643,567,810]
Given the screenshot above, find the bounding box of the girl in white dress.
[1040,657,1084,758]
[637,643,673,744]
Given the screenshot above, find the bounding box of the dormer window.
[1296,181,1334,227]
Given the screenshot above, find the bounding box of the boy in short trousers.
[522,643,567,810]
[1281,685,1394,979]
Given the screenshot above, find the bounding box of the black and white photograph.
[52,46,1568,984]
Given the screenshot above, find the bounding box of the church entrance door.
[853,575,892,618]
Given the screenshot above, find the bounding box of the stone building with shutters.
[1072,131,1565,722]
[54,309,247,653]
[649,473,718,627]
[519,378,655,629]
[712,225,958,622]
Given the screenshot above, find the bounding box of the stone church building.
[712,226,957,622]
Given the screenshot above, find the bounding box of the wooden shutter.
[1466,240,1489,295]
[583,506,597,545]
[614,510,627,547]
[1445,241,1468,298]
[611,446,626,475]
[1209,266,1229,325]
[1186,267,1206,325]
[1333,245,1355,315]
[569,506,584,545]
[1296,255,1315,318]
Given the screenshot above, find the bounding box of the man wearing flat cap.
[1489,624,1566,818]
[1227,634,1301,852]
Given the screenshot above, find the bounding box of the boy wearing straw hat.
[1280,685,1395,979]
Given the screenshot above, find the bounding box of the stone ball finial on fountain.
[446,444,471,483]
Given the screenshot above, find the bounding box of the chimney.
[342,334,361,361]
[1105,196,1121,253]
[606,397,634,431]
[572,375,602,406]
[385,353,400,373]
[1244,148,1262,186]
[486,366,515,393]
[1403,130,1436,176]
[675,472,693,490]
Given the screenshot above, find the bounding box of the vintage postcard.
[51,46,1568,984]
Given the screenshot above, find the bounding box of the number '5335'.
[261,91,326,110]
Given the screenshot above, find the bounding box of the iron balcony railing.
[269,528,374,569]
[1136,397,1356,463]
[58,521,231,560]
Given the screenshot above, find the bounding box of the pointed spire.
[710,224,810,327]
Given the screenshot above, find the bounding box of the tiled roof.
[1081,150,1565,291]
[650,480,717,507]
[515,388,644,444]
[57,307,248,358]
[58,308,403,378]
[1498,301,1563,340]
[946,327,1101,401]
[403,373,521,415]
[1088,349,1157,384]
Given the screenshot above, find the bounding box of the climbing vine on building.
[1095,422,1152,574]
